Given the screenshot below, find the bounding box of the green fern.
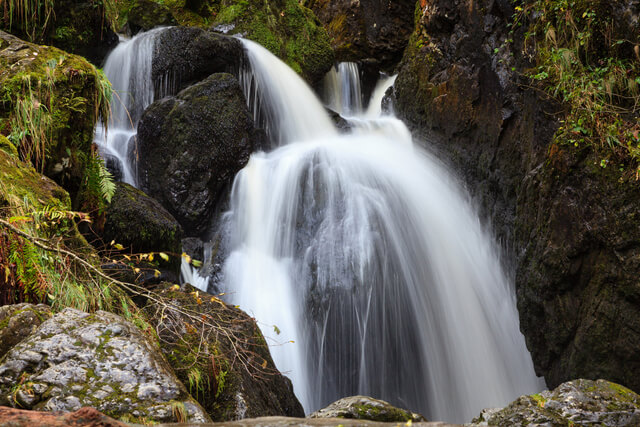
[98,160,116,204]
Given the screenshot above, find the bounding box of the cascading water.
[94,28,166,186]
[220,40,545,423]
[323,62,362,116]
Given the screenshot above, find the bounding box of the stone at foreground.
[0,308,209,423]
[155,416,456,426]
[472,379,640,426]
[0,406,128,427]
[310,396,426,423]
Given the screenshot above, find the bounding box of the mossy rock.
[144,283,304,420]
[0,0,117,65]
[0,30,111,211]
[310,395,426,423]
[0,303,52,359]
[101,182,183,272]
[473,379,640,426]
[0,308,210,423]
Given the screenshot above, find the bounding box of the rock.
[0,304,52,359]
[0,0,117,65]
[0,308,210,423]
[472,379,640,426]
[145,284,305,420]
[124,0,177,34]
[393,0,640,394]
[0,30,112,209]
[182,237,205,262]
[152,27,243,97]
[138,73,257,236]
[211,0,334,84]
[101,182,183,270]
[310,396,426,423]
[0,406,129,427]
[304,0,415,70]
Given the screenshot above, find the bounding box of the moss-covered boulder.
[0,30,112,212]
[0,0,117,65]
[0,304,52,359]
[303,0,415,70]
[118,0,333,84]
[473,379,640,426]
[101,182,183,270]
[310,396,426,423]
[122,0,177,34]
[145,284,304,420]
[138,73,257,236]
[0,308,210,424]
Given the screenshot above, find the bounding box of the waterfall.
[220,41,545,423]
[94,28,166,186]
[322,62,362,116]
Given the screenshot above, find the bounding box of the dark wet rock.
[304,0,415,70]
[138,73,257,236]
[0,308,209,423]
[152,27,243,97]
[0,406,129,427]
[0,304,52,359]
[472,379,640,426]
[310,395,426,422]
[102,182,183,269]
[145,284,305,420]
[182,237,205,262]
[394,0,640,393]
[102,154,124,183]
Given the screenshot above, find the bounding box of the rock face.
[304,0,415,70]
[152,27,243,97]
[310,396,426,423]
[102,182,183,269]
[0,406,129,427]
[0,304,52,359]
[394,0,640,394]
[473,379,640,426]
[145,284,304,420]
[138,73,257,236]
[0,308,210,423]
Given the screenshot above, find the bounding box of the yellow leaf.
[261,359,267,368]
[196,298,203,305]
[114,243,124,250]
[134,268,140,273]
[170,284,181,291]
[148,253,154,262]
[154,269,161,278]
[182,253,192,264]
[159,252,169,261]
[191,259,202,267]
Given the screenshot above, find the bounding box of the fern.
[98,160,116,204]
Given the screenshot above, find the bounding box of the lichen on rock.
[0,308,210,423]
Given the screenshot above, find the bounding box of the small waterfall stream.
[94,28,166,186]
[220,41,545,422]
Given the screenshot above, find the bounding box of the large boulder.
[137,73,257,236]
[310,396,426,423]
[0,31,112,211]
[303,0,415,70]
[101,182,183,271]
[473,379,640,426]
[394,0,640,394]
[152,27,243,97]
[0,304,52,359]
[0,0,117,65]
[145,284,305,420]
[0,308,210,424]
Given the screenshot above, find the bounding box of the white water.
[221,41,544,422]
[323,62,362,116]
[94,28,166,186]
